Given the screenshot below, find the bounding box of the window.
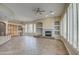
[78,3,79,51]
[69,4,73,45]
[28,24,33,33]
[25,24,28,32]
[73,4,77,48]
[67,5,70,42]
[61,3,79,51]
[68,4,73,45]
[34,24,36,33]
[63,11,67,39]
[25,24,36,33]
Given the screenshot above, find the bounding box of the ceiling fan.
[33,8,45,15]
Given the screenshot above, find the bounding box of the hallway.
[0,36,68,55]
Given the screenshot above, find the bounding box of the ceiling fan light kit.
[33,8,45,15]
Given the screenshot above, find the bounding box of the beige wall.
[44,17,60,30]
[24,16,61,37]
[36,17,61,30]
[42,17,55,29]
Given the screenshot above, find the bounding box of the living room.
[0,3,79,55]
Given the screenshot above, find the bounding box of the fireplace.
[45,31,52,37]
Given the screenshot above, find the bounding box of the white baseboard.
[0,36,11,45]
[61,36,78,55]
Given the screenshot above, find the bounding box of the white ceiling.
[3,3,65,22]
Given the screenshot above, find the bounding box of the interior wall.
[36,17,60,30]
[42,17,55,29]
[24,16,61,38]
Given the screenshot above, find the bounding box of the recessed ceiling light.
[51,12,54,14]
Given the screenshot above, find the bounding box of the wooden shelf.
[8,24,20,36]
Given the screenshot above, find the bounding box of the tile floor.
[0,36,69,55]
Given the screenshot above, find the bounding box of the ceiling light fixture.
[50,11,54,15]
[51,12,54,14]
[45,11,54,18]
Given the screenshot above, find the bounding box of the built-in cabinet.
[18,26,23,36]
[0,21,23,37]
[8,24,18,36]
[8,24,23,36]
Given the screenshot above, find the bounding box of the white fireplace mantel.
[42,29,55,37]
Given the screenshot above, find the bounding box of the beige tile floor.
[0,36,69,55]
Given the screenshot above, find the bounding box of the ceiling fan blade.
[33,8,45,15]
[39,12,42,14]
[40,11,45,12]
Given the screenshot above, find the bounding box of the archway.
[0,22,6,36]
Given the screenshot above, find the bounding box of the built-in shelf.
[36,27,42,29]
[55,23,60,26]
[54,20,60,39]
[8,24,23,36]
[36,22,43,36]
